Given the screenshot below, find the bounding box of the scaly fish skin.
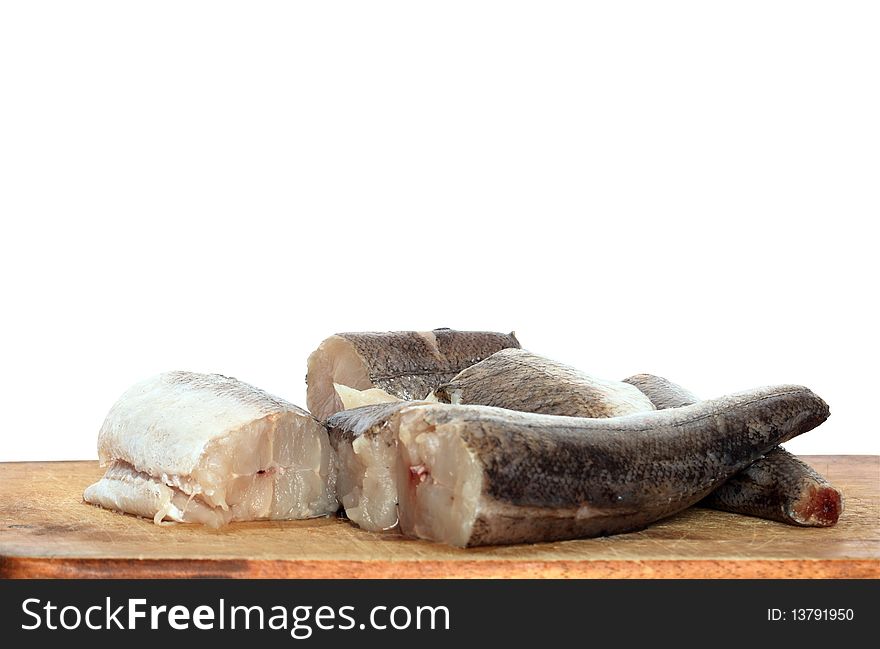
[434,348,654,417]
[622,373,700,410]
[431,353,842,529]
[701,449,844,526]
[624,373,844,527]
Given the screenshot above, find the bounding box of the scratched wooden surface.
[1,456,877,578]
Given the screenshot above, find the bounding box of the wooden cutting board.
[1,456,877,579]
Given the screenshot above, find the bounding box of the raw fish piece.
[625,373,843,526]
[83,371,337,526]
[433,348,654,416]
[331,385,829,545]
[306,329,520,421]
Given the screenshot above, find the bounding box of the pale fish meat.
[83,371,338,526]
[305,329,520,421]
[329,402,421,532]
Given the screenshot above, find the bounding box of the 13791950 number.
[790,609,854,621]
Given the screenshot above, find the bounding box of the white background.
[1,2,877,461]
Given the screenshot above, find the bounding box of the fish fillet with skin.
[434,352,842,527]
[329,385,830,544]
[336,386,828,546]
[83,371,338,526]
[305,329,520,421]
[624,373,844,526]
[332,348,839,533]
[432,348,655,416]
[329,349,655,533]
[332,346,841,534]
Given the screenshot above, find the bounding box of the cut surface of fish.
[305,329,520,421]
[433,348,655,417]
[624,373,843,527]
[328,402,420,532]
[83,371,337,526]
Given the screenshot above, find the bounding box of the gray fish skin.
[434,348,654,417]
[439,353,841,527]
[306,329,520,421]
[394,385,829,546]
[327,401,416,447]
[623,373,843,527]
[622,373,700,410]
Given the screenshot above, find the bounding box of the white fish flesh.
[83,371,338,526]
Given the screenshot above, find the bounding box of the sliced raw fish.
[395,386,829,546]
[83,371,337,526]
[306,329,520,421]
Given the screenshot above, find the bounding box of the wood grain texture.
[1,457,877,579]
